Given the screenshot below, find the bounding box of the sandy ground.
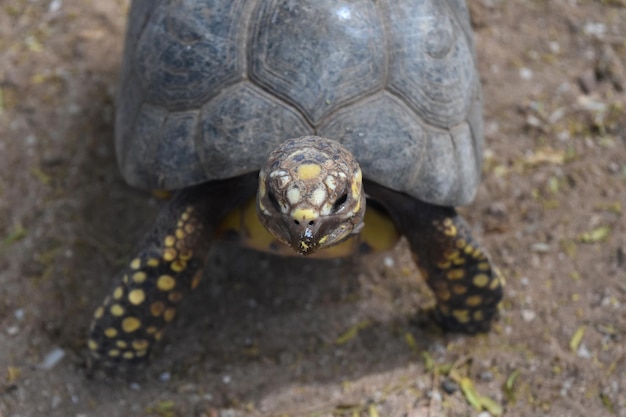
[1,1,625,416]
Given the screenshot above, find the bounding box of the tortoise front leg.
[365,181,503,333]
[87,174,256,370]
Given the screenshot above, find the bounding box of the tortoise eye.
[332,193,348,213]
[268,191,281,212]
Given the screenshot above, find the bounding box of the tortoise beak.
[292,227,319,256]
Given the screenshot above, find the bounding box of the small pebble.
[383,256,395,268]
[159,372,171,382]
[441,379,459,394]
[519,67,533,80]
[577,344,592,359]
[40,347,65,370]
[222,375,232,384]
[478,412,492,417]
[531,243,550,253]
[130,382,141,391]
[14,309,25,320]
[522,309,536,322]
[479,371,494,382]
[520,277,529,286]
[7,326,19,336]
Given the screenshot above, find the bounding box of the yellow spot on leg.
[452,309,470,323]
[132,271,147,283]
[110,304,125,316]
[116,340,128,349]
[150,302,165,317]
[147,258,160,267]
[88,340,98,350]
[164,308,176,322]
[164,235,176,247]
[157,275,176,291]
[473,274,490,287]
[108,349,120,357]
[465,295,483,307]
[130,258,141,269]
[122,317,141,333]
[128,289,146,305]
[473,311,484,321]
[171,260,187,272]
[163,248,177,262]
[447,269,465,280]
[132,339,149,350]
[113,287,123,300]
[104,327,118,338]
[93,306,104,319]
[122,352,135,360]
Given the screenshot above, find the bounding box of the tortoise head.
[257,136,365,256]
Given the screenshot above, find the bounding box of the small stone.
[441,379,459,394]
[477,412,492,417]
[531,243,550,253]
[40,347,65,370]
[519,67,533,80]
[383,256,395,268]
[577,344,592,359]
[520,277,529,286]
[578,69,597,94]
[130,382,141,391]
[6,326,19,336]
[159,372,171,382]
[521,309,536,322]
[222,375,232,384]
[14,309,25,320]
[479,371,494,382]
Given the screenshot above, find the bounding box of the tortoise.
[87,0,503,368]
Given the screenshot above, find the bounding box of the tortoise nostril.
[308,220,314,226]
[294,220,300,225]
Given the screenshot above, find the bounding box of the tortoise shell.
[116,0,483,206]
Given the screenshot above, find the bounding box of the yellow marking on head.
[466,295,483,307]
[473,274,489,287]
[287,187,301,205]
[175,228,185,239]
[146,326,158,334]
[310,186,327,206]
[164,235,176,247]
[168,292,183,303]
[130,258,141,270]
[147,258,160,267]
[455,239,466,249]
[88,339,98,350]
[259,179,266,198]
[171,260,186,272]
[324,175,336,191]
[128,289,145,305]
[447,269,465,280]
[464,245,474,255]
[318,235,329,245]
[351,179,360,200]
[110,304,125,316]
[452,284,467,295]
[163,248,177,262]
[116,340,128,349]
[150,302,165,317]
[132,339,149,350]
[478,262,490,271]
[473,310,484,321]
[191,271,202,289]
[164,308,176,322]
[132,271,147,283]
[122,351,135,360]
[122,317,141,333]
[300,241,310,251]
[104,327,118,338]
[113,287,123,300]
[296,163,322,180]
[157,275,176,291]
[452,309,470,323]
[108,349,120,357]
[94,306,104,319]
[291,208,319,222]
